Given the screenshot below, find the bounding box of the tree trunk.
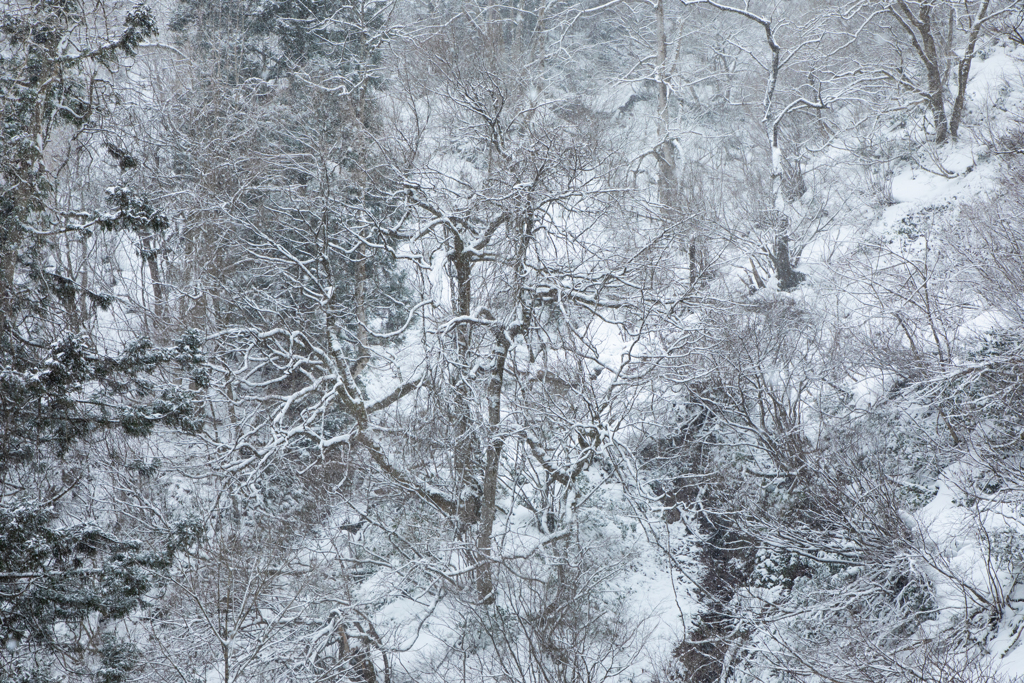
[949,0,993,140]
[475,334,509,604]
[655,0,677,216]
[773,234,805,291]
[450,241,480,539]
[892,0,949,143]
[354,242,370,375]
[142,235,165,332]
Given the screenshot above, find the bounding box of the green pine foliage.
[0,4,204,682]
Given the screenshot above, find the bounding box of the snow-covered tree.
[0,3,207,682]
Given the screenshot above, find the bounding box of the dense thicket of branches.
[2,1,1024,683]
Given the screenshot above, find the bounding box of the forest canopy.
[2,1,1024,682]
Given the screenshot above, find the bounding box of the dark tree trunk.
[773,235,805,291]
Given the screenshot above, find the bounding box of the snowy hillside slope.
[351,39,1024,683]
[564,35,1024,682]
[751,40,1024,681]
[125,24,1024,683]
[13,1,1024,682]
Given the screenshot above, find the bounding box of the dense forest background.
[4,0,1024,682]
